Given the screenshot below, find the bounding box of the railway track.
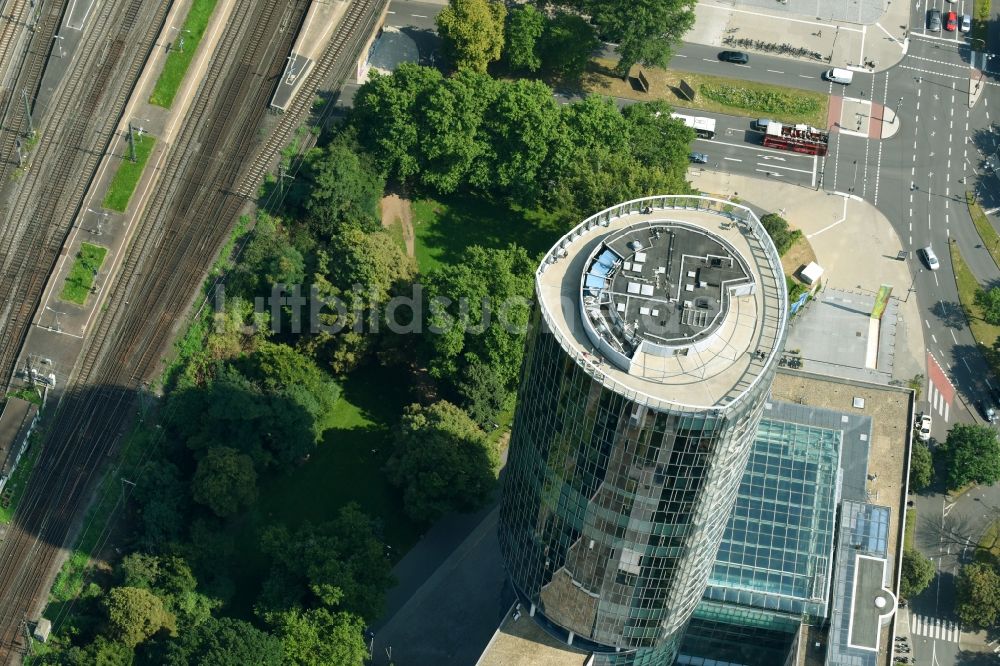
[0,0,387,658]
[0,0,29,84]
[0,0,164,393]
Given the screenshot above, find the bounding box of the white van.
[824,68,853,85]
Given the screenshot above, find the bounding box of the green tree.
[621,101,696,178]
[258,504,394,621]
[416,69,496,193]
[303,144,385,239]
[760,213,802,256]
[423,244,535,395]
[975,286,1000,325]
[956,562,1000,628]
[578,0,698,76]
[387,401,499,521]
[34,636,134,666]
[104,586,176,648]
[469,78,565,202]
[191,446,258,518]
[437,0,507,72]
[152,617,284,666]
[132,458,190,551]
[900,548,935,598]
[539,12,599,79]
[909,439,933,491]
[505,5,544,72]
[118,554,219,630]
[457,357,511,428]
[939,423,1000,490]
[353,64,444,181]
[226,216,305,300]
[269,607,368,666]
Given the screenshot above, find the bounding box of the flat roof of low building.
[0,397,37,477]
[537,196,787,411]
[476,609,590,666]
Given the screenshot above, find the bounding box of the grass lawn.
[582,58,829,128]
[60,243,108,305]
[102,133,156,212]
[385,216,407,254]
[410,194,563,274]
[222,364,421,617]
[149,0,220,108]
[949,241,1000,376]
[966,191,1000,269]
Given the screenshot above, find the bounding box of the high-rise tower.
[498,196,788,665]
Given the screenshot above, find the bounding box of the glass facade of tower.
[498,310,779,662]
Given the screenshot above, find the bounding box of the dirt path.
[381,194,415,258]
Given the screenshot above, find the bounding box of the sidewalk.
[690,170,926,384]
[689,0,910,73]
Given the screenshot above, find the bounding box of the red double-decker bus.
[761,122,829,156]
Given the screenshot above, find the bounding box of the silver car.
[961,13,972,33]
[920,245,940,270]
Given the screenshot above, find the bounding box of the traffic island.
[59,243,107,305]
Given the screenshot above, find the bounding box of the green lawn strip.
[904,508,916,551]
[0,431,43,525]
[949,241,1000,377]
[411,194,562,274]
[975,518,1000,565]
[966,191,1000,270]
[102,133,156,212]
[221,366,422,618]
[149,0,220,108]
[59,243,108,305]
[973,0,991,48]
[582,57,829,128]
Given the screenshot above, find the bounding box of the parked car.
[718,51,749,64]
[928,8,942,31]
[961,13,972,33]
[917,414,932,441]
[919,245,940,270]
[978,399,997,423]
[945,11,958,31]
[751,118,773,132]
[689,151,709,164]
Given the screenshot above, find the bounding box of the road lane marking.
[723,156,742,161]
[932,334,937,343]
[767,69,784,73]
[755,162,812,174]
[951,329,958,343]
[798,74,813,79]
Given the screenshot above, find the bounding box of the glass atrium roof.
[704,408,842,619]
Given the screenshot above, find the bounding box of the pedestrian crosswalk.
[927,384,950,421]
[910,614,961,642]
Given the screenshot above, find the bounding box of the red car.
[945,11,958,31]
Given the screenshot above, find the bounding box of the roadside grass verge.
[102,133,156,212]
[582,58,829,128]
[966,191,1000,270]
[149,0,220,108]
[904,508,916,551]
[975,518,1000,565]
[972,0,991,48]
[950,241,1000,371]
[60,243,108,305]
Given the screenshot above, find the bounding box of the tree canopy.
[268,607,368,666]
[572,0,698,76]
[436,0,507,72]
[956,562,1000,628]
[900,548,935,599]
[909,439,933,491]
[191,446,258,518]
[939,423,1000,489]
[538,12,599,80]
[975,286,1000,325]
[258,503,394,621]
[152,617,285,666]
[504,5,544,72]
[303,144,384,238]
[104,586,176,648]
[387,401,498,521]
[760,213,802,256]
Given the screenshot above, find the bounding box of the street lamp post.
[893,96,903,125]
